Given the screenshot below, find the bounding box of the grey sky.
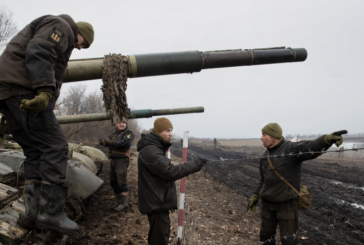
[4,0,364,138]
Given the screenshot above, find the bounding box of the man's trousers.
[110,158,129,193]
[0,95,68,185]
[147,211,170,245]
[260,199,298,245]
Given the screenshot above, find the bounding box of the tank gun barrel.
[56,107,204,124]
[63,47,307,82]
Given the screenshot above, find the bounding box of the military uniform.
[254,136,330,245]
[0,14,78,185]
[137,133,203,245]
[108,126,135,193]
[0,14,94,234]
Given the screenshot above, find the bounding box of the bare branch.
[0,5,18,52]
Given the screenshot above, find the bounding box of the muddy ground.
[17,138,364,245]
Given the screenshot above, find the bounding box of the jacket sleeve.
[288,135,331,162]
[140,146,203,182]
[25,17,74,91]
[111,131,135,149]
[254,160,264,196]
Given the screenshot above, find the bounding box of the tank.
[63,46,307,82]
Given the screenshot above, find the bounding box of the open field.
[18,136,364,245]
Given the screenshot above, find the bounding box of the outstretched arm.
[139,146,203,182]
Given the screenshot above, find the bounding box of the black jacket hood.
[137,133,171,152]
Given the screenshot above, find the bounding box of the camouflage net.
[101,54,131,125]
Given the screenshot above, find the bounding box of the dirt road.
[19,139,364,245]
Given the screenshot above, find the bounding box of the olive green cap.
[262,123,283,139]
[154,117,173,133]
[76,21,94,48]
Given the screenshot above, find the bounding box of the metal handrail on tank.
[63,46,307,82]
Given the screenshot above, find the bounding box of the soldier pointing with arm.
[0,15,94,234]
[100,117,135,211]
[247,123,345,245]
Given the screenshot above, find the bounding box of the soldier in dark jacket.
[247,123,344,245]
[100,117,134,211]
[0,15,94,234]
[137,117,206,245]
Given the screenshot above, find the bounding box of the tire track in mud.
[171,143,364,245]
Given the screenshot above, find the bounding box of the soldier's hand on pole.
[324,130,347,147]
[20,92,52,116]
[247,194,260,212]
[99,139,105,146]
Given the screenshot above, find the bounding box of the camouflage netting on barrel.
[101,54,131,125]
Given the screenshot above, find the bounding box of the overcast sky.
[4,0,364,138]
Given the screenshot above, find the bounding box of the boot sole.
[36,221,84,235]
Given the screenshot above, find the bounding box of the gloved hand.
[99,138,112,147]
[198,157,208,164]
[20,92,52,115]
[324,130,347,147]
[247,194,260,212]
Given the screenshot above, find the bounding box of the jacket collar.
[267,137,285,151]
[113,126,128,134]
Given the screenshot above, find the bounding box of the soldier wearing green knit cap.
[0,15,94,234]
[247,123,346,245]
[137,117,207,245]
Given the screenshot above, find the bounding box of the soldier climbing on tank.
[100,117,134,211]
[137,117,207,245]
[0,15,94,234]
[247,123,346,245]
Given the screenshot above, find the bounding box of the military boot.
[18,181,41,229]
[114,192,128,211]
[281,236,298,245]
[260,231,276,245]
[36,183,83,234]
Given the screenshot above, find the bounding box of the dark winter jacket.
[137,133,203,214]
[0,15,78,100]
[254,136,330,203]
[108,126,135,159]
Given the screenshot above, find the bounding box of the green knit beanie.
[153,117,173,133]
[262,123,283,139]
[76,21,94,48]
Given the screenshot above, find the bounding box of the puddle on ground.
[351,203,364,210]
[331,181,364,191]
[340,200,364,210]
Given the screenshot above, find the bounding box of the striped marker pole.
[177,131,189,244]
[168,147,171,159]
